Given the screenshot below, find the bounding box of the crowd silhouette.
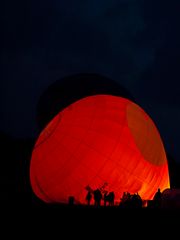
[69,185,163,209]
[84,185,116,207]
[84,185,145,208]
[119,191,143,208]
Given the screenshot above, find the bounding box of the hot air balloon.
[30,95,170,204]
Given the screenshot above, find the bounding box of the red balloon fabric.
[30,95,170,204]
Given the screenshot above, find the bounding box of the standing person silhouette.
[86,190,92,206]
[108,191,115,206]
[103,191,108,206]
[153,188,162,208]
[93,188,102,206]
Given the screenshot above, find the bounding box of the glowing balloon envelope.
[30,95,170,204]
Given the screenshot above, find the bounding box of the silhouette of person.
[93,188,102,206]
[103,191,109,206]
[108,191,115,206]
[153,188,162,208]
[131,193,142,208]
[119,192,131,208]
[86,190,92,205]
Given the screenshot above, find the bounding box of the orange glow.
[30,95,170,204]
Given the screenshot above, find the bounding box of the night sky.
[1,0,180,204]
